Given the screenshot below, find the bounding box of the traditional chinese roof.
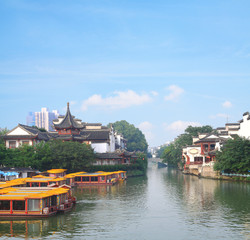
[53,103,83,130]
[4,124,51,141]
[80,130,110,141]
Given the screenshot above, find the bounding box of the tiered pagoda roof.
[53,103,84,130]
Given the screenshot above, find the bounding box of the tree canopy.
[214,136,250,173]
[109,120,148,152]
[0,140,95,172]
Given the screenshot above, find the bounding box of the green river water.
[0,161,249,239]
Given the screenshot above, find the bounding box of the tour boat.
[74,172,118,186]
[0,186,75,218]
[111,171,127,182]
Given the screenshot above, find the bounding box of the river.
[0,160,249,239]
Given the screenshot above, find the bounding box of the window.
[9,141,16,149]
[75,176,81,182]
[31,182,39,187]
[40,182,48,187]
[91,177,98,182]
[0,200,10,210]
[28,199,40,211]
[43,198,50,208]
[51,196,57,206]
[210,144,215,150]
[13,200,25,210]
[194,157,203,163]
[22,141,29,145]
[82,177,89,182]
[204,144,209,151]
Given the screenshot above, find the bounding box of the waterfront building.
[53,103,126,153]
[4,103,126,155]
[4,124,52,149]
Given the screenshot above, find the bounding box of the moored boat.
[0,186,75,218]
[74,172,118,186]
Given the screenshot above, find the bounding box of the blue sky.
[1,0,250,147]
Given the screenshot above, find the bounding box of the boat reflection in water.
[0,217,66,238]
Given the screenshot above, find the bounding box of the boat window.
[26,182,30,187]
[28,199,40,211]
[51,196,57,206]
[91,177,98,182]
[0,200,10,210]
[40,182,48,187]
[43,198,50,208]
[82,177,89,182]
[75,176,81,182]
[31,182,39,187]
[101,176,105,181]
[13,200,25,210]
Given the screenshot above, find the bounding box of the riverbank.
[183,165,250,182]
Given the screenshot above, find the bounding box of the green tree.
[185,125,213,137]
[109,120,148,152]
[214,136,250,173]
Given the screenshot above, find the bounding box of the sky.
[1,0,250,147]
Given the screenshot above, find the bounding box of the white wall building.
[238,112,250,139]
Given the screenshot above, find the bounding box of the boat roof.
[47,169,67,174]
[0,187,69,201]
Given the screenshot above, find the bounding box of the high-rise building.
[26,108,59,132]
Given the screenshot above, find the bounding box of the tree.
[185,125,213,137]
[0,127,8,145]
[109,120,148,152]
[214,136,250,173]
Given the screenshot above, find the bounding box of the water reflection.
[0,167,249,240]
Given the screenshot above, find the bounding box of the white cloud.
[151,91,158,96]
[222,101,232,108]
[163,121,202,134]
[81,90,152,111]
[210,113,228,119]
[164,85,184,101]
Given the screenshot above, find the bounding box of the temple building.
[4,103,127,155]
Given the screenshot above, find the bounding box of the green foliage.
[0,140,95,172]
[0,128,8,145]
[185,125,213,137]
[214,136,250,173]
[109,120,148,152]
[161,125,213,167]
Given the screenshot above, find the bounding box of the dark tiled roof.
[81,130,110,141]
[225,123,240,126]
[54,103,83,129]
[4,124,51,141]
[243,112,249,116]
[217,127,226,130]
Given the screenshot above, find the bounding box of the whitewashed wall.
[238,113,250,139]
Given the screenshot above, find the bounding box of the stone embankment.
[183,165,250,182]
